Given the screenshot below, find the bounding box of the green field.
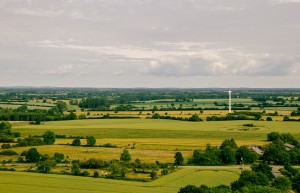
[8,119,300,163]
[0,168,240,193]
[12,119,300,142]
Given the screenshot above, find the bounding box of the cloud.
[42,64,73,75]
[141,54,300,77]
[271,0,300,4]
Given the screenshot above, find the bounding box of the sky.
[0,0,300,88]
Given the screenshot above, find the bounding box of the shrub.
[1,143,12,149]
[0,150,18,155]
[72,138,81,146]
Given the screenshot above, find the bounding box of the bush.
[93,171,99,178]
[1,143,12,149]
[72,138,81,146]
[266,117,273,121]
[0,150,18,155]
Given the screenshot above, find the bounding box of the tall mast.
[228,90,232,114]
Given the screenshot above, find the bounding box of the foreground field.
[0,168,240,193]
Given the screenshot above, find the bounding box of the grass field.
[8,119,300,163]
[0,168,240,193]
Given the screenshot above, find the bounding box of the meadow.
[7,119,300,163]
[0,168,240,193]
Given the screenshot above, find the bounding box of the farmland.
[1,88,300,193]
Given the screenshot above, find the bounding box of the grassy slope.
[0,168,240,193]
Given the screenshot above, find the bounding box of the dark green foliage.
[221,146,236,165]
[53,152,64,163]
[188,114,203,122]
[161,169,169,176]
[0,150,18,155]
[42,131,56,145]
[0,122,14,142]
[109,162,127,177]
[37,159,57,173]
[79,98,110,110]
[71,160,81,175]
[178,185,200,193]
[178,184,231,193]
[236,146,258,164]
[272,176,291,191]
[174,152,184,166]
[220,139,238,150]
[263,140,290,164]
[80,159,109,169]
[266,117,273,121]
[239,186,282,193]
[267,132,281,141]
[231,170,270,190]
[120,149,131,162]
[86,136,96,146]
[1,143,12,149]
[292,174,300,193]
[251,163,275,180]
[150,171,157,180]
[72,138,81,146]
[93,171,99,178]
[25,148,40,163]
[17,136,44,147]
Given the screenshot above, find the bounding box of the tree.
[266,117,273,121]
[25,148,40,163]
[221,146,236,164]
[86,136,96,146]
[178,185,199,193]
[120,149,131,162]
[188,114,203,122]
[53,152,64,163]
[267,132,280,141]
[174,152,184,166]
[42,131,56,145]
[272,176,291,191]
[236,146,258,164]
[252,163,275,180]
[72,138,81,146]
[220,139,238,150]
[71,160,81,175]
[37,159,57,173]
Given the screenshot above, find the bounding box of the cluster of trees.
[71,136,96,146]
[291,108,300,116]
[0,122,20,142]
[70,149,173,180]
[179,163,300,193]
[264,132,300,164]
[79,98,110,110]
[188,139,258,166]
[0,102,78,122]
[152,113,203,122]
[206,111,262,121]
[18,148,66,173]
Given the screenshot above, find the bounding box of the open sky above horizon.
[0,0,300,88]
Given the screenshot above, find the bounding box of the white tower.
[228,90,232,114]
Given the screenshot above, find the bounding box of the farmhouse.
[284,143,295,151]
[247,145,263,156]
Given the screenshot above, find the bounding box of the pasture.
[8,119,300,163]
[0,168,240,193]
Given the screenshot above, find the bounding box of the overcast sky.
[0,0,300,88]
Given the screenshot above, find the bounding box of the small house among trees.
[284,143,295,151]
[246,145,263,156]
